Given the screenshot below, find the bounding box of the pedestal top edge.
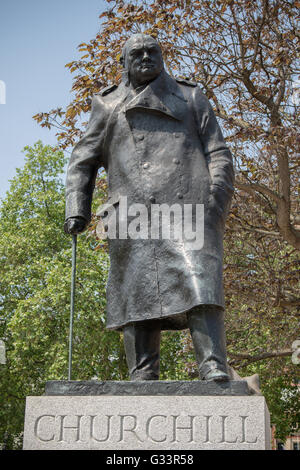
[44,380,251,396]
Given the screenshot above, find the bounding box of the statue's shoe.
[204,369,230,382]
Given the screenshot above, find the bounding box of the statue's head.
[120,34,164,87]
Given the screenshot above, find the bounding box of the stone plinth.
[23,381,271,450]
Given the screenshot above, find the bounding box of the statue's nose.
[142,50,150,60]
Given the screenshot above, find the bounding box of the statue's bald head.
[120,34,161,66]
[120,34,164,88]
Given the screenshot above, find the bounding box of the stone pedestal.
[23,380,271,450]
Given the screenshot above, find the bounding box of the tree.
[34,0,300,346]
[0,141,189,448]
[34,0,300,249]
[32,0,299,440]
[0,142,117,448]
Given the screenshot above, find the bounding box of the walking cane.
[68,234,77,381]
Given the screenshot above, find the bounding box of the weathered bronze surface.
[45,380,250,396]
[64,34,235,382]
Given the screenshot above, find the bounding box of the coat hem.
[106,300,225,332]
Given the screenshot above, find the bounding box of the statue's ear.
[120,55,125,67]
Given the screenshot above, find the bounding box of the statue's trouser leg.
[187,305,229,381]
[123,320,161,381]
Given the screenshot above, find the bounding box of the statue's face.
[125,36,164,87]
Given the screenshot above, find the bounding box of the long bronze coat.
[65,70,234,330]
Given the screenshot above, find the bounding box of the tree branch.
[228,348,293,366]
[235,180,281,204]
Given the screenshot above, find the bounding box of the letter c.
[146,415,167,443]
[34,415,55,442]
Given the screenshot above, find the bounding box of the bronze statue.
[64,34,234,382]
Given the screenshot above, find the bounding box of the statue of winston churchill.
[64,34,235,382]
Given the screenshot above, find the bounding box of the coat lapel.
[124,71,184,121]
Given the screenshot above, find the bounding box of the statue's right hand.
[64,217,87,235]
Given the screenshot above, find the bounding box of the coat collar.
[123,70,186,121]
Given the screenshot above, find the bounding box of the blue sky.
[0,0,108,200]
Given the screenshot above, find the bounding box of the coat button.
[149,195,156,203]
[177,192,183,199]
[143,162,150,169]
[173,158,180,164]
